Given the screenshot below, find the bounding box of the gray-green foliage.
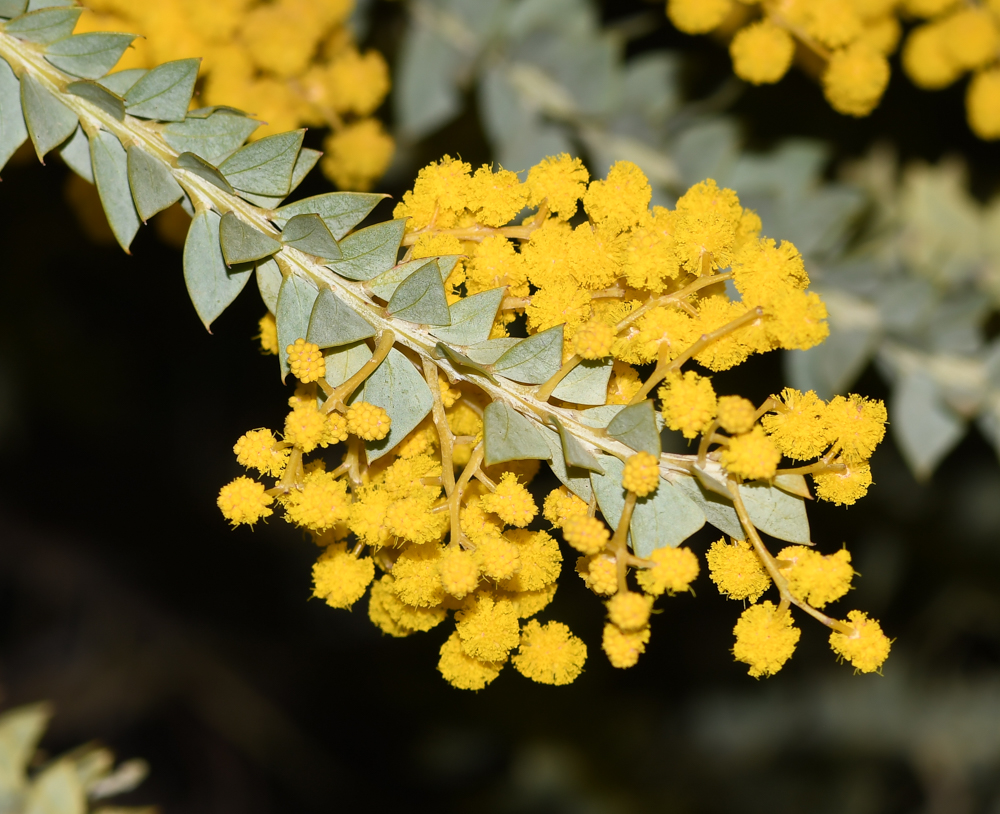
[0,702,152,814]
[0,5,815,561]
[787,150,1000,478]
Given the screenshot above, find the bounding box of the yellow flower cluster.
[221,156,890,686]
[77,0,393,188]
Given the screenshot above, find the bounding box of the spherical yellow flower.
[500,530,562,592]
[392,545,446,608]
[707,538,771,602]
[368,576,412,638]
[376,574,447,633]
[476,533,521,582]
[579,554,619,595]
[660,371,717,439]
[324,413,349,446]
[829,610,891,673]
[256,313,279,355]
[825,393,887,463]
[438,546,481,599]
[940,7,999,72]
[822,42,890,117]
[512,620,587,685]
[573,319,616,360]
[636,546,700,595]
[320,119,395,192]
[438,631,505,690]
[902,23,962,90]
[385,495,445,545]
[777,546,854,608]
[233,428,289,477]
[346,401,391,441]
[859,14,901,56]
[562,515,610,556]
[805,0,863,49]
[813,462,873,505]
[284,470,351,532]
[621,451,660,497]
[607,591,653,631]
[730,20,795,85]
[602,623,650,669]
[468,165,528,227]
[323,48,390,117]
[218,476,274,527]
[582,160,652,233]
[525,153,589,220]
[716,396,756,435]
[761,388,832,460]
[542,487,589,528]
[733,601,801,678]
[286,338,325,383]
[312,543,375,610]
[721,426,782,481]
[967,69,1000,140]
[480,473,538,527]
[284,405,327,453]
[667,0,733,34]
[455,592,521,662]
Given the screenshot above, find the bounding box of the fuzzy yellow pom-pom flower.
[583,160,652,233]
[636,546,700,596]
[286,338,325,383]
[285,469,351,532]
[829,610,892,673]
[346,402,391,441]
[480,473,538,527]
[580,555,619,596]
[217,476,274,527]
[543,487,588,528]
[721,426,781,481]
[707,538,771,602]
[777,546,854,608]
[284,405,328,453]
[438,547,481,599]
[825,394,887,463]
[660,371,717,438]
[233,428,289,477]
[813,462,873,506]
[621,451,660,497]
[730,20,795,84]
[822,42,891,117]
[761,388,832,460]
[716,396,756,435]
[602,623,650,669]
[967,69,1000,140]
[312,544,375,609]
[256,313,279,355]
[320,119,395,191]
[525,153,588,219]
[437,631,504,690]
[563,515,610,556]
[456,592,520,662]
[573,319,615,359]
[607,591,653,631]
[733,602,801,678]
[667,0,733,34]
[512,620,588,685]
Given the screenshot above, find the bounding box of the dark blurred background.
[1,2,1000,812]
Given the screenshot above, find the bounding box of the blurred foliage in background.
[1,0,1000,811]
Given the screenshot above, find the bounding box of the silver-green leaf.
[435,342,498,384]
[183,210,253,331]
[324,340,372,387]
[162,110,260,165]
[483,401,551,466]
[355,347,435,462]
[255,257,282,314]
[123,57,200,122]
[274,191,387,239]
[367,257,440,301]
[328,218,406,281]
[387,260,451,326]
[280,213,342,260]
[674,474,811,544]
[430,287,504,346]
[218,210,281,265]
[551,359,612,406]
[237,146,319,208]
[4,6,80,43]
[219,129,304,196]
[892,368,965,480]
[465,338,521,365]
[307,288,377,349]
[91,129,139,252]
[96,68,146,96]
[20,73,77,161]
[0,58,27,173]
[606,399,661,456]
[275,274,319,380]
[0,0,28,18]
[45,31,136,79]
[539,424,593,501]
[66,79,124,120]
[547,414,604,473]
[493,325,563,385]
[58,124,91,182]
[126,144,183,222]
[175,151,233,194]
[591,456,706,556]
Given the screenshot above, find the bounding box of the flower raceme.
[666,0,1000,141]
[220,157,891,687]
